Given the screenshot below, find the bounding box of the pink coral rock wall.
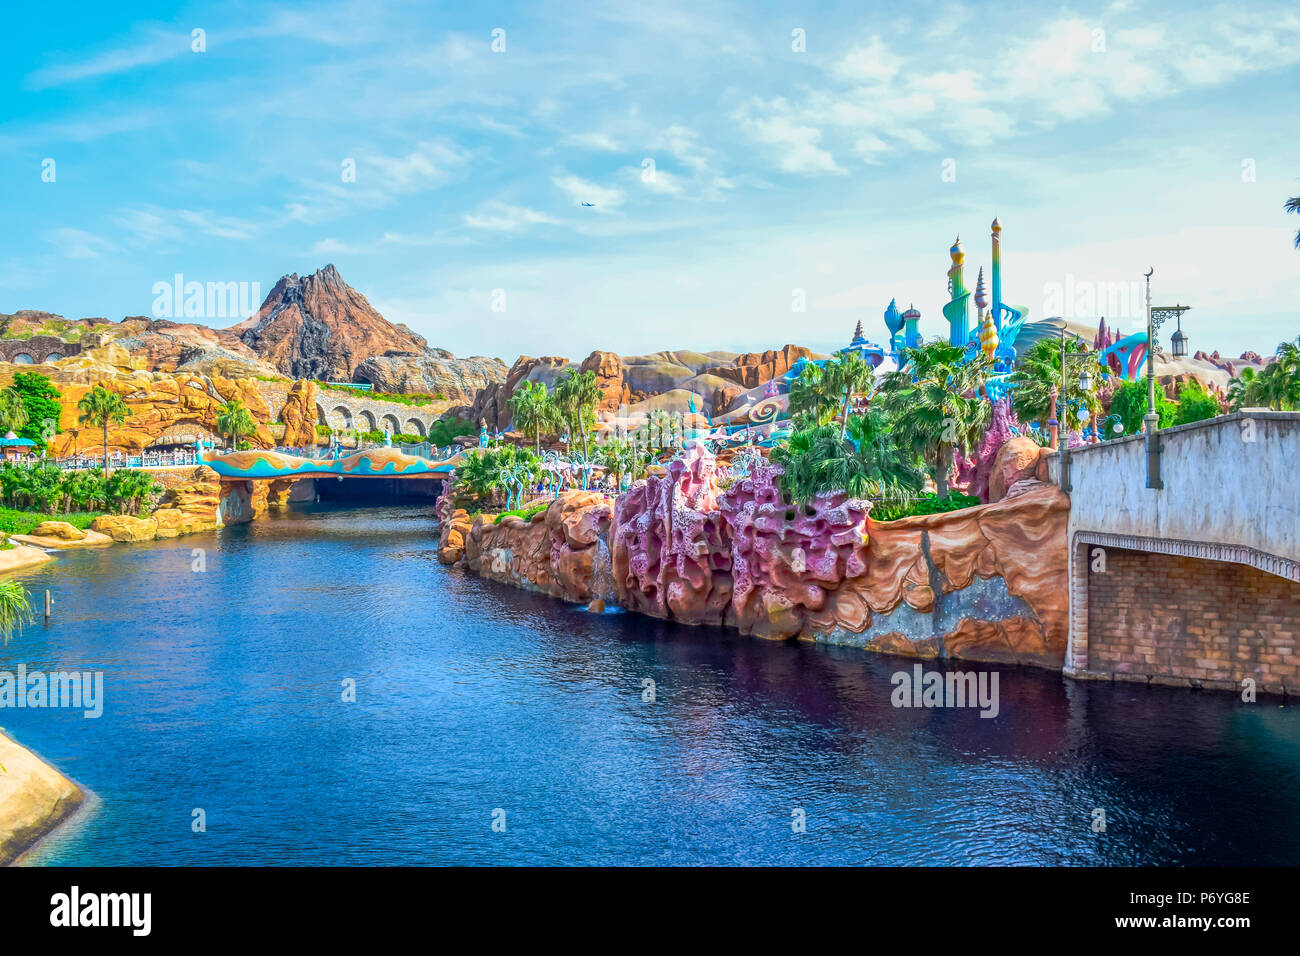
[441,439,1070,670]
[613,440,1068,668]
[611,442,733,624]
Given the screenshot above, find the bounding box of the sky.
[1,0,1298,363]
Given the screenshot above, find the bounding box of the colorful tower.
[883,298,904,358]
[902,304,921,349]
[842,319,885,367]
[990,217,1003,329]
[943,236,971,346]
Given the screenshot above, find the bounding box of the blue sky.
[1,0,1297,361]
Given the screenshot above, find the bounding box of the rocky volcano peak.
[229,264,427,381]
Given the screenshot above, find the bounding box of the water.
[3,503,1299,865]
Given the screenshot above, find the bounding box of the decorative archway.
[404,419,427,437]
[380,414,401,435]
[331,405,353,430]
[357,410,377,432]
[12,353,34,364]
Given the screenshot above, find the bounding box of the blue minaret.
[883,298,904,359]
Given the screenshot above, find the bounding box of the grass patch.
[869,493,980,523]
[0,509,106,536]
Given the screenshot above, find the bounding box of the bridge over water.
[1058,411,1300,694]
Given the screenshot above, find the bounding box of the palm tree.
[1226,366,1263,411]
[1256,340,1300,410]
[597,440,637,492]
[876,341,992,499]
[552,369,603,459]
[0,387,29,435]
[646,409,676,452]
[787,360,840,428]
[77,385,131,475]
[1286,192,1300,249]
[1009,337,1104,431]
[508,381,559,453]
[771,413,924,506]
[822,350,878,438]
[216,399,257,450]
[0,579,34,647]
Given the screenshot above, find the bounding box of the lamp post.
[1056,325,1099,493]
[1141,268,1192,490]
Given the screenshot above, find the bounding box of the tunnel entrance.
[314,477,444,504]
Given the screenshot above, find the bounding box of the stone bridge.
[1058,411,1300,694]
[312,388,446,437]
[0,335,83,364]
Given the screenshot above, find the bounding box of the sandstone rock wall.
[440,490,614,605]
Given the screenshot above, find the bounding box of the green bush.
[1108,380,1175,437]
[494,503,548,524]
[870,492,980,523]
[1172,379,1222,426]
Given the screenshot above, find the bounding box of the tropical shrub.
[770,411,925,506]
[870,492,981,522]
[11,371,62,449]
[1172,379,1223,426]
[1107,380,1175,436]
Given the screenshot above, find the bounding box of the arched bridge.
[202,447,461,481]
[1059,411,1300,695]
[313,391,446,438]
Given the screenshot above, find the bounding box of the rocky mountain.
[457,345,816,430]
[230,264,428,381]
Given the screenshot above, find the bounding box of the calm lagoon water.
[4,503,1299,865]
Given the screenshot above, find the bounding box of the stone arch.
[403,418,426,437]
[357,410,377,432]
[44,353,63,363]
[380,413,401,435]
[331,405,353,430]
[12,353,34,364]
[316,403,329,426]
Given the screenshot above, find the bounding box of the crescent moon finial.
[1145,267,1154,278]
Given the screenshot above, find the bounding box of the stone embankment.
[438,439,1069,667]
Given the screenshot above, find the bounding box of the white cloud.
[736,101,843,175]
[463,202,558,231]
[46,228,114,259]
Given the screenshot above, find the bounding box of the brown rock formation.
[90,514,159,542]
[230,264,427,381]
[37,372,276,458]
[988,436,1049,503]
[579,350,631,412]
[701,345,812,390]
[451,490,613,603]
[278,379,319,447]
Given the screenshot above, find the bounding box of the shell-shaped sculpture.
[980,310,999,359]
